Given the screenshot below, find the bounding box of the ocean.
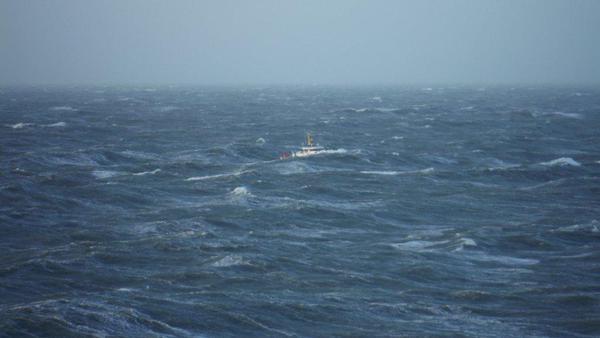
[1,85,599,337]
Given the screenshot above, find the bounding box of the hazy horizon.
[2,0,600,86]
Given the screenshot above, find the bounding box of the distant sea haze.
[1,86,599,337]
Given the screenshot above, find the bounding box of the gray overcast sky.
[1,0,599,85]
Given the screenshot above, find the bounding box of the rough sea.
[1,85,599,337]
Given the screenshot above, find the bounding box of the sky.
[1,0,599,85]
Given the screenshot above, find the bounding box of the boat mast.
[306,132,314,147]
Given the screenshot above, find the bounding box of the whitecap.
[487,163,521,171]
[540,157,581,167]
[391,136,404,140]
[467,253,539,266]
[521,178,567,191]
[116,288,135,292]
[391,239,449,251]
[92,170,120,179]
[50,105,77,111]
[541,111,582,119]
[361,167,434,176]
[453,237,478,251]
[120,150,159,160]
[361,170,400,175]
[7,122,33,129]
[185,169,249,181]
[255,137,266,145]
[155,105,178,112]
[132,169,161,176]
[460,237,477,247]
[44,121,67,127]
[230,186,253,197]
[552,220,599,233]
[371,96,382,102]
[212,255,245,267]
[341,107,398,113]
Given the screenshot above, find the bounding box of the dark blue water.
[1,86,599,337]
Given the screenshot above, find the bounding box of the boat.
[280,132,325,159]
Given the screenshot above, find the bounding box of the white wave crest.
[391,239,449,251]
[50,106,77,111]
[121,150,159,160]
[255,137,266,145]
[361,167,434,176]
[44,121,67,127]
[230,186,253,197]
[155,105,178,112]
[341,107,399,113]
[132,169,161,176]
[92,170,120,179]
[540,157,581,167]
[552,220,599,233]
[186,170,249,181]
[361,170,399,175]
[540,111,582,119]
[7,122,33,129]
[467,253,539,266]
[212,255,245,267]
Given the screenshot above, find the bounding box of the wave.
[551,220,599,233]
[4,299,192,337]
[7,122,33,129]
[211,255,246,267]
[338,107,399,113]
[540,157,581,167]
[390,236,476,252]
[361,168,434,176]
[132,169,161,176]
[120,150,160,160]
[255,137,266,145]
[50,106,77,111]
[155,105,178,112]
[391,239,449,251]
[92,170,120,179]
[539,111,583,119]
[44,121,67,127]
[485,163,521,171]
[466,252,539,266]
[7,121,67,129]
[521,178,568,191]
[230,186,253,197]
[275,161,319,175]
[185,169,250,181]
